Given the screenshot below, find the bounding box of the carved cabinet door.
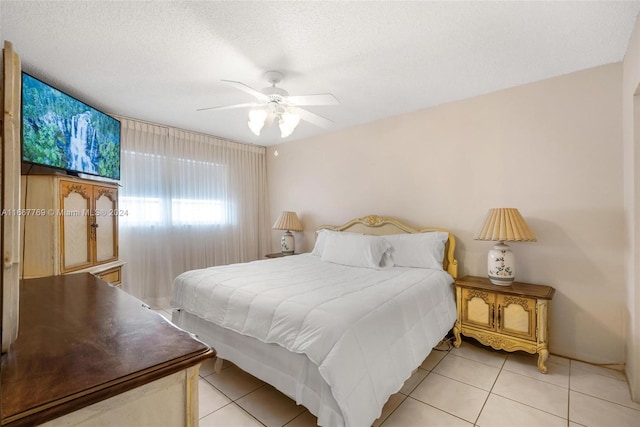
[93,185,118,264]
[496,294,537,342]
[60,181,93,272]
[461,288,496,331]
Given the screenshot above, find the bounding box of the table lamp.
[273,211,303,255]
[474,208,536,285]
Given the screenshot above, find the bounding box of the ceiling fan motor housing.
[263,86,288,100]
[262,70,289,101]
[264,70,284,85]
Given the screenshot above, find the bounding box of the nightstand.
[453,275,555,373]
[265,253,297,259]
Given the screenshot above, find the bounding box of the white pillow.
[311,229,362,256]
[321,233,392,270]
[311,229,331,256]
[384,232,448,270]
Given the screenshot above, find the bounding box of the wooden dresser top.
[1,273,213,426]
[455,275,556,300]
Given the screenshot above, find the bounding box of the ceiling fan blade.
[196,102,257,112]
[294,107,335,129]
[221,80,269,101]
[285,93,339,106]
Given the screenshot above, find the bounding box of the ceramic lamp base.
[280,231,295,255]
[488,242,515,286]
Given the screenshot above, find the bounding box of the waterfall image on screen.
[21,73,121,180]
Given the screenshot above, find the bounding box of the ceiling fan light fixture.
[202,72,338,138]
[279,111,301,138]
[248,108,267,135]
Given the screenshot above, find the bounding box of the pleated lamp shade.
[474,208,536,286]
[272,211,303,232]
[273,211,303,255]
[474,208,536,242]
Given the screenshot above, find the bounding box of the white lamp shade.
[247,107,301,138]
[248,109,268,135]
[279,111,301,138]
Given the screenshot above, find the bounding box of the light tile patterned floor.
[153,309,639,426]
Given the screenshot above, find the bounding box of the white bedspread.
[172,254,456,427]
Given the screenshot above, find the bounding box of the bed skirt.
[172,309,345,426]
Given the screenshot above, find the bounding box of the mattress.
[172,254,456,426]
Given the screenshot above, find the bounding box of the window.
[171,198,227,225]
[120,150,229,227]
[117,119,268,307]
[119,196,162,226]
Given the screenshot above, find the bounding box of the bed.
[171,215,458,427]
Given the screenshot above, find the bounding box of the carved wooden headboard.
[317,215,458,279]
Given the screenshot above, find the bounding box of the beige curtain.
[118,118,270,308]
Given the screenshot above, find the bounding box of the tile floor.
[153,308,639,426]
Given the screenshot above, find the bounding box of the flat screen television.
[21,72,121,180]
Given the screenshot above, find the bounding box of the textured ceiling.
[2,1,640,146]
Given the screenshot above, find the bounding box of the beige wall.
[267,63,624,364]
[622,14,640,401]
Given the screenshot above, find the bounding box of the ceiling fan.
[198,71,339,138]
